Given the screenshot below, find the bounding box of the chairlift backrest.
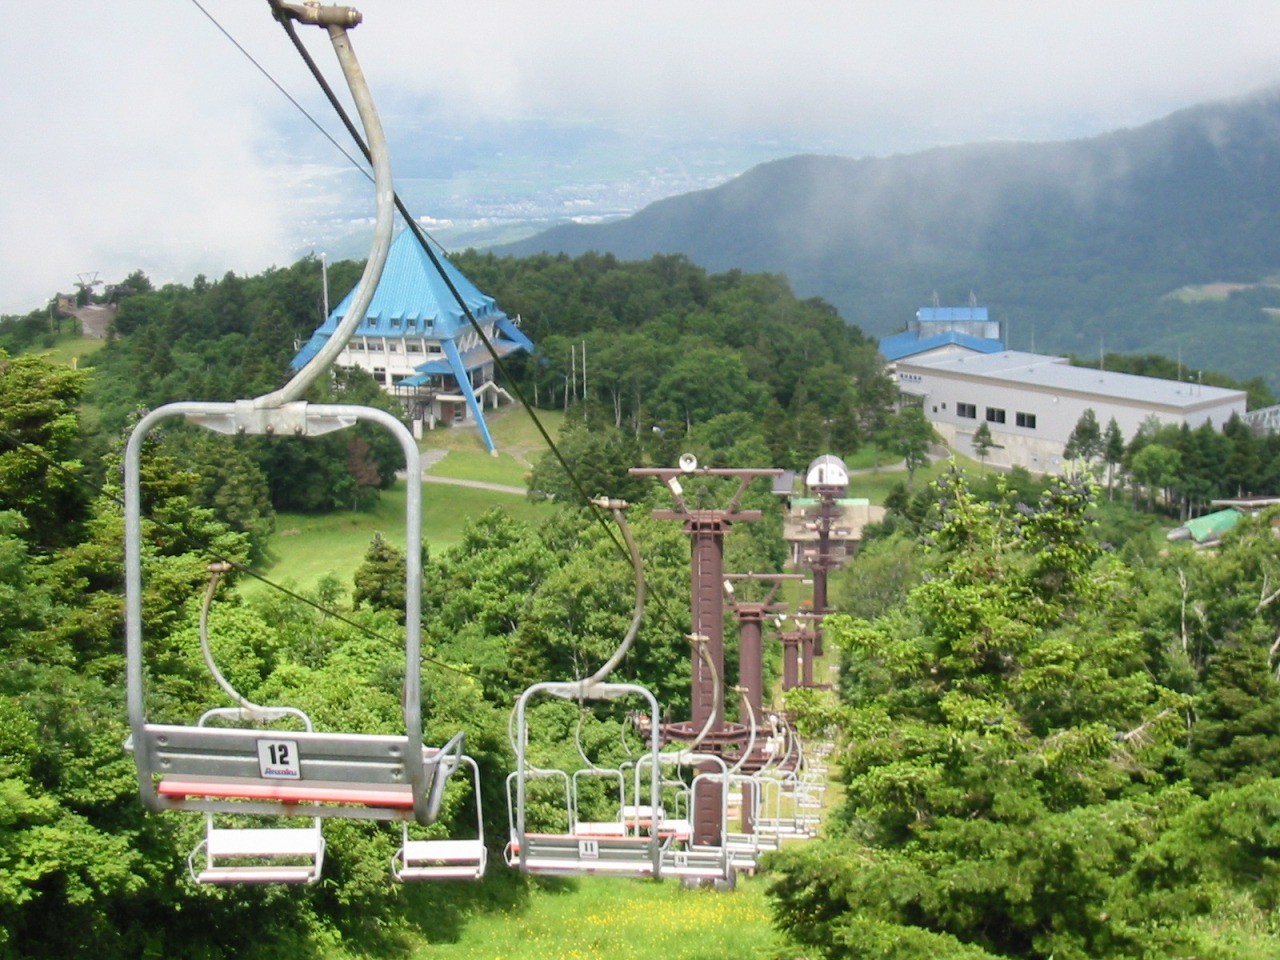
[124,402,459,825]
[508,681,663,878]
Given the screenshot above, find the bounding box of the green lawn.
[243,404,565,596]
[409,873,784,960]
[841,443,893,471]
[28,334,107,368]
[427,449,531,487]
[247,479,548,596]
[418,404,563,487]
[849,453,966,505]
[419,403,564,455]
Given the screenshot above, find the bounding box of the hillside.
[500,87,1280,388]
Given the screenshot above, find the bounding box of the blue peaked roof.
[290,228,530,370]
[879,329,1005,362]
[288,229,533,454]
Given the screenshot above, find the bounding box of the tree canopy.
[770,469,1280,959]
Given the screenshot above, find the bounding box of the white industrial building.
[895,350,1248,474]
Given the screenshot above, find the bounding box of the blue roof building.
[879,305,1004,363]
[292,229,533,451]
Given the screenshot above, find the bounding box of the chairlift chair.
[393,754,487,881]
[123,2,468,886]
[505,499,672,879]
[656,753,735,888]
[508,681,666,879]
[184,708,325,885]
[125,403,463,829]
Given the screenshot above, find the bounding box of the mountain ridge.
[498,86,1280,387]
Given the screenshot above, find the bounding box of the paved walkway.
[420,473,526,496]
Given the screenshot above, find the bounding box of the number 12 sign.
[257,739,302,779]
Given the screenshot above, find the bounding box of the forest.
[2,250,1280,958]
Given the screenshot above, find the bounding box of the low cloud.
[4,0,1278,313]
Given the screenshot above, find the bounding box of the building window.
[986,407,1006,424]
[1016,411,1036,429]
[957,402,977,419]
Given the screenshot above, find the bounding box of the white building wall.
[900,357,1247,473]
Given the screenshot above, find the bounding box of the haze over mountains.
[498,87,1280,389]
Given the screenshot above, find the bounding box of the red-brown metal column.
[631,463,782,850]
[689,518,727,729]
[810,496,834,656]
[726,572,798,835]
[801,627,816,687]
[781,629,801,691]
[736,610,765,718]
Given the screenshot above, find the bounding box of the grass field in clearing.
[848,452,967,505]
[29,334,107,368]
[409,873,784,960]
[247,403,560,595]
[420,404,564,456]
[246,480,548,597]
[427,448,531,487]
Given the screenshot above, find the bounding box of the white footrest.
[395,838,486,881]
[196,865,320,885]
[189,824,325,885]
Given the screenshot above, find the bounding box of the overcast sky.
[4,1,1279,315]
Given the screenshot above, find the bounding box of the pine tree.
[1064,408,1103,464]
[972,420,995,470]
[1103,416,1125,498]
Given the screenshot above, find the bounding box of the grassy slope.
[408,872,784,960]
[250,482,550,596]
[19,333,107,367]
[248,404,561,595]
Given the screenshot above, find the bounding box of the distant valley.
[284,110,816,261]
[497,88,1280,391]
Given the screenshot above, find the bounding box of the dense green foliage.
[7,241,1280,959]
[454,250,893,471]
[770,469,1280,958]
[0,336,783,957]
